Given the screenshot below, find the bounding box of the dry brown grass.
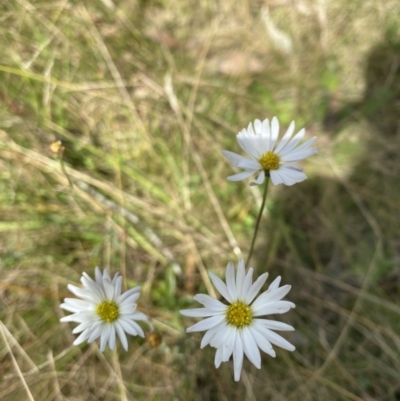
[1,0,400,400]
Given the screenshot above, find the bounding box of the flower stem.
[246,177,270,266]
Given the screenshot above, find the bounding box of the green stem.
[246,177,270,266]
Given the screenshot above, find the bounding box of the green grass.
[1,0,400,400]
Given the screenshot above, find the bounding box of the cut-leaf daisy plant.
[60,267,148,352]
[222,116,317,186]
[180,260,295,381]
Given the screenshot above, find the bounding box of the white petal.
[210,325,230,348]
[103,278,115,300]
[60,315,76,323]
[280,166,307,185]
[250,327,276,357]
[254,119,262,134]
[245,272,268,304]
[67,284,102,304]
[82,272,99,289]
[262,329,295,351]
[253,321,295,351]
[269,170,283,186]
[226,262,237,300]
[72,321,94,334]
[87,321,103,343]
[73,329,92,346]
[251,285,292,315]
[60,311,97,323]
[268,276,281,291]
[209,272,233,303]
[102,269,111,281]
[240,267,254,301]
[214,346,223,368]
[276,170,298,186]
[221,328,236,362]
[222,150,253,168]
[247,121,255,136]
[281,163,303,172]
[193,294,227,312]
[241,328,261,368]
[127,311,147,321]
[280,148,317,162]
[115,322,129,351]
[235,260,246,300]
[233,331,244,382]
[278,128,305,155]
[119,305,137,315]
[186,315,225,333]
[121,319,144,337]
[112,271,121,284]
[119,312,145,320]
[200,321,227,349]
[253,319,294,331]
[250,170,265,186]
[113,276,123,300]
[280,137,317,160]
[108,325,116,350]
[253,284,292,307]
[95,267,103,286]
[270,117,280,151]
[274,121,295,153]
[180,308,219,317]
[272,167,307,186]
[119,291,141,307]
[237,135,262,160]
[100,324,111,352]
[261,301,296,314]
[81,276,105,300]
[237,159,261,170]
[227,170,258,182]
[118,286,141,303]
[261,118,271,150]
[130,321,145,337]
[60,299,92,313]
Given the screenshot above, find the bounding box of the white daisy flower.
[60,267,148,352]
[222,116,317,186]
[180,260,295,381]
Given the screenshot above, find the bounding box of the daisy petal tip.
[208,271,215,278]
[72,338,83,346]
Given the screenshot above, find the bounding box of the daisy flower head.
[180,260,295,381]
[60,267,148,352]
[222,116,317,186]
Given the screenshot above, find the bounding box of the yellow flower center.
[226,302,252,328]
[96,301,120,323]
[259,151,280,171]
